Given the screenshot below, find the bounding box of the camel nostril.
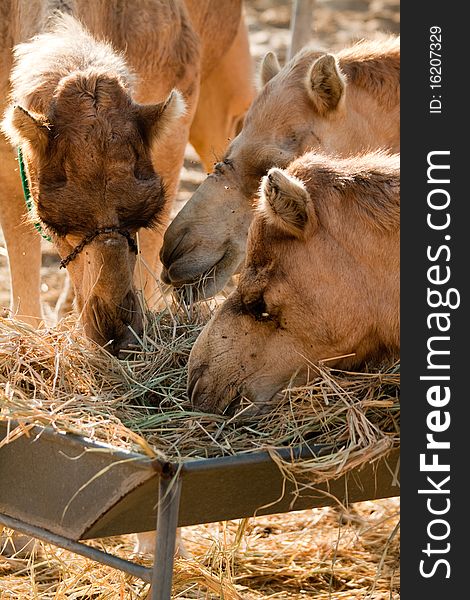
[160,266,171,284]
[161,229,189,267]
[187,365,209,406]
[189,377,202,406]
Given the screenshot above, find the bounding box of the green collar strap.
[17,146,52,242]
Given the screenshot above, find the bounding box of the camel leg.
[0,530,43,559]
[134,529,188,558]
[189,15,255,172]
[0,141,42,326]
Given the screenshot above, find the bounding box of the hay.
[0,304,400,598]
[0,305,399,483]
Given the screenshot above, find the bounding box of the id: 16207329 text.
[429,25,442,114]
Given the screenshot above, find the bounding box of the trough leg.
[150,475,182,600]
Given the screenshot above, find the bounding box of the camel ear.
[137,89,186,144]
[306,54,345,113]
[259,167,316,237]
[260,51,281,86]
[3,105,50,151]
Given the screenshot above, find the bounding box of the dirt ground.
[0,0,399,319]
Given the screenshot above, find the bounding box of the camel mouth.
[112,338,143,359]
[188,367,241,415]
[100,327,143,358]
[162,247,229,286]
[222,387,286,419]
[163,249,244,302]
[83,289,144,358]
[188,370,285,418]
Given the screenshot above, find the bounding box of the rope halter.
[17,147,138,269]
[59,227,138,269]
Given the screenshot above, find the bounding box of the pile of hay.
[1,304,400,598]
[0,304,399,483]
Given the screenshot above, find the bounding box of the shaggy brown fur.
[0,0,254,337]
[161,36,400,300]
[2,14,185,352]
[188,152,400,413]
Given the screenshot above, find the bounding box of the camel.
[188,151,400,414]
[0,0,254,347]
[161,36,400,300]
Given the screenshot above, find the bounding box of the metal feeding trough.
[0,421,399,599]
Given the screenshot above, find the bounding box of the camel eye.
[244,296,272,321]
[213,158,234,174]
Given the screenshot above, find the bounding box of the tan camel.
[161,36,400,300]
[188,151,400,414]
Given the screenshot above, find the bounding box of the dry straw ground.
[1,500,400,599]
[0,1,400,598]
